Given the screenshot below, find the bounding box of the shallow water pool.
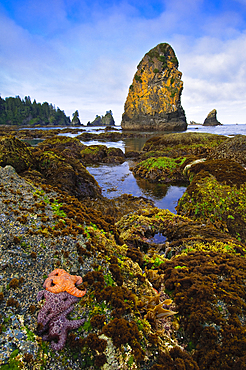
[87,160,187,214]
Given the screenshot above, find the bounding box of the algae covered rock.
[209,134,246,167]
[116,208,241,253]
[0,135,34,172]
[131,133,230,185]
[203,109,222,126]
[132,156,187,184]
[121,43,187,131]
[0,135,102,199]
[37,135,87,159]
[80,144,125,164]
[177,159,246,241]
[34,136,102,198]
[34,151,101,199]
[142,132,227,154]
[159,251,246,370]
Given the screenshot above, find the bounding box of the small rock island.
[121,43,187,131]
[87,110,115,127]
[203,109,222,126]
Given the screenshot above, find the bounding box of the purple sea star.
[37,290,80,334]
[41,306,85,351]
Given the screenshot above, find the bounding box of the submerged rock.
[121,43,187,131]
[203,109,222,126]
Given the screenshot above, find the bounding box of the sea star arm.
[66,285,86,297]
[75,275,83,285]
[48,268,67,277]
[51,333,67,351]
[37,290,46,301]
[67,317,85,331]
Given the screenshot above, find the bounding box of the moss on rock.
[132,156,187,183]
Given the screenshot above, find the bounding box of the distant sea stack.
[87,110,115,127]
[121,43,187,131]
[203,109,222,126]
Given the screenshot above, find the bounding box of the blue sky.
[1,0,246,125]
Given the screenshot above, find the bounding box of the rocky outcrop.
[0,135,34,172]
[0,135,102,199]
[80,144,125,164]
[121,43,187,131]
[208,134,246,167]
[203,109,222,126]
[87,111,115,127]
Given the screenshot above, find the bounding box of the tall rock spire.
[121,43,187,131]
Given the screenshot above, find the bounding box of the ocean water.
[186,123,246,137]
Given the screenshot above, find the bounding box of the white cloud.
[177,32,246,124]
[0,0,246,125]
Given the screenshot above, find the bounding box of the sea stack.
[121,43,187,131]
[203,109,222,126]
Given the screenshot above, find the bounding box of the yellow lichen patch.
[121,43,186,130]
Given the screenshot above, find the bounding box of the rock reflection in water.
[87,161,187,213]
[124,137,149,153]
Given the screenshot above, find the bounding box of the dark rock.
[203,109,222,126]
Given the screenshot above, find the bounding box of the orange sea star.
[43,269,86,298]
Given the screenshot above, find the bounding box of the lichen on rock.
[121,43,187,131]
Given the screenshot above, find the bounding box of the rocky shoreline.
[1,129,246,369]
